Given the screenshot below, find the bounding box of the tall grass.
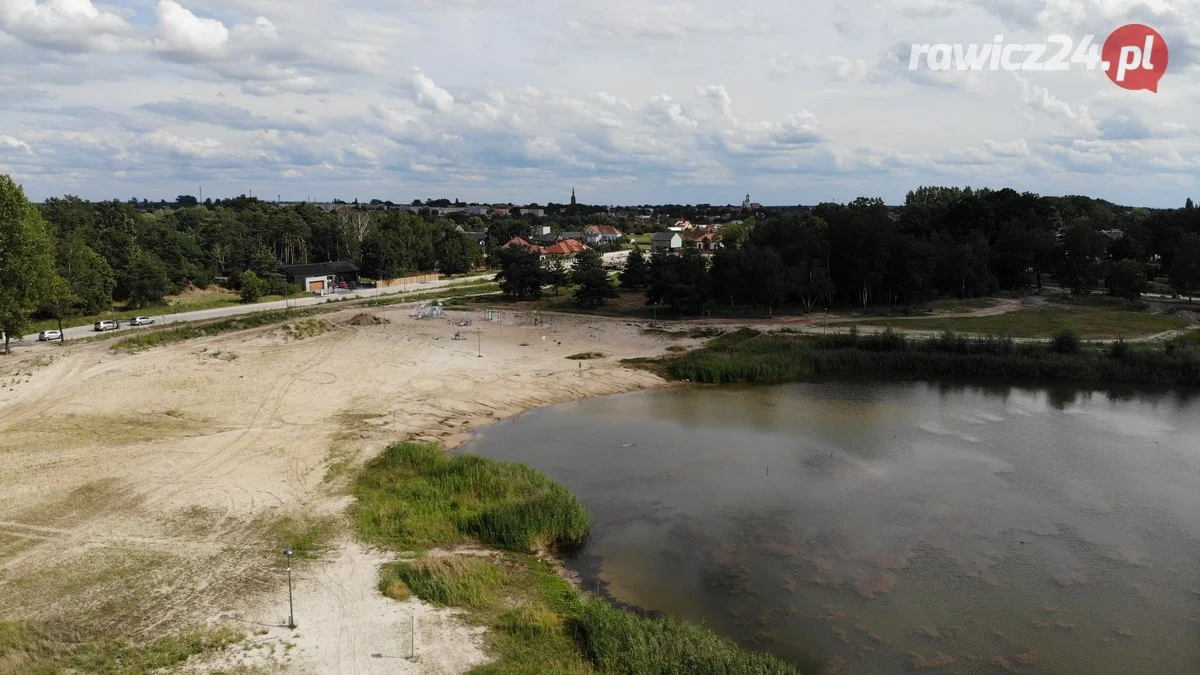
[354,442,590,553]
[670,328,1200,386]
[353,442,807,673]
[574,600,801,675]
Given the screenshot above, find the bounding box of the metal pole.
[477,328,482,357]
[284,549,295,629]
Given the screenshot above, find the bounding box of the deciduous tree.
[0,176,55,354]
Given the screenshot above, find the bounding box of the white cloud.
[153,0,229,60]
[0,0,135,52]
[409,68,455,113]
[0,134,34,154]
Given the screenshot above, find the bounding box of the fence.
[377,273,440,289]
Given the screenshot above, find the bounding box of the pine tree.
[620,246,648,290]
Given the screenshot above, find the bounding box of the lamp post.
[477,327,482,357]
[283,549,295,629]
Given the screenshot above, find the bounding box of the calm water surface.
[458,380,1200,674]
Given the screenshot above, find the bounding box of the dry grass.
[1,411,211,454]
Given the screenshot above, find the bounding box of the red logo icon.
[1102,24,1168,92]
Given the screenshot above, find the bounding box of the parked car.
[38,330,62,341]
[94,320,119,332]
[130,316,156,326]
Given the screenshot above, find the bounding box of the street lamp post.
[284,549,295,629]
[477,327,482,357]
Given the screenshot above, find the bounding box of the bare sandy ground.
[0,305,673,672]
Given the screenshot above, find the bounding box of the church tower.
[571,187,577,206]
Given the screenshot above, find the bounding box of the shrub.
[238,270,266,303]
[1109,340,1133,360]
[1050,329,1083,355]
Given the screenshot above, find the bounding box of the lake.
[457,380,1200,674]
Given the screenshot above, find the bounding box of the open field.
[0,304,673,672]
[826,307,1189,339]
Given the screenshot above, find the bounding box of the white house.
[651,231,682,251]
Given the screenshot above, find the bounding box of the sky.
[1,0,1198,207]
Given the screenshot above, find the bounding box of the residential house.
[542,239,588,258]
[559,231,585,243]
[651,231,683,251]
[584,225,623,245]
[683,231,721,252]
[669,219,693,232]
[504,236,543,254]
[520,207,545,217]
[490,207,512,217]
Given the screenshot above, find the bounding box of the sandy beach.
[0,304,677,672]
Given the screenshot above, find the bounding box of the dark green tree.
[1054,221,1107,295]
[619,247,648,290]
[495,245,545,301]
[544,257,569,296]
[121,248,172,309]
[436,229,475,276]
[1106,259,1147,300]
[0,176,55,353]
[571,249,617,307]
[1170,233,1200,301]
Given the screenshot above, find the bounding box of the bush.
[1109,340,1133,360]
[1050,329,1083,355]
[238,270,266,303]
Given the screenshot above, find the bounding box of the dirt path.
[0,306,673,672]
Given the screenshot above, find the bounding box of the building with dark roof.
[281,261,360,292]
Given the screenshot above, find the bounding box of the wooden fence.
[377,273,440,288]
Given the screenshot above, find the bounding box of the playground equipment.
[458,313,473,327]
[411,300,445,319]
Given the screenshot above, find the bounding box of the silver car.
[130,316,156,326]
[38,330,62,341]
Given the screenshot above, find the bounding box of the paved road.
[15,273,496,348]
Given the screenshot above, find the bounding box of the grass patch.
[260,513,339,561]
[354,442,590,553]
[110,308,329,352]
[834,307,1185,339]
[667,327,1200,386]
[0,621,244,675]
[566,352,605,360]
[352,442,805,674]
[927,297,1000,314]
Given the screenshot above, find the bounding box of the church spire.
[571,187,576,206]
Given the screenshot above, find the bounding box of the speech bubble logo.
[1102,24,1168,92]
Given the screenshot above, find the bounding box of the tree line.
[5,175,1200,352]
[499,186,1200,315]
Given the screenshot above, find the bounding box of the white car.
[94,320,119,332]
[38,330,62,341]
[130,316,156,326]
